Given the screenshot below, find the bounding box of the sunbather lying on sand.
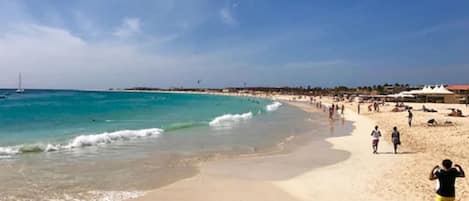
[425,119,455,127]
[423,105,438,113]
[391,107,406,112]
[448,109,464,117]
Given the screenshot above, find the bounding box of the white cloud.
[113,17,141,37]
[219,8,236,26]
[0,23,253,89]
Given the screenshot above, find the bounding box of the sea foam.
[88,190,146,201]
[0,146,21,155]
[61,128,163,149]
[209,112,253,127]
[0,128,163,156]
[266,101,282,112]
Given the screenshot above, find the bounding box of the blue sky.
[0,0,468,89]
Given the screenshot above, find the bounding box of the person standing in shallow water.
[370,126,382,154]
[429,159,465,201]
[391,127,401,154]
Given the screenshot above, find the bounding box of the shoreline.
[6,89,466,200]
[129,98,398,201]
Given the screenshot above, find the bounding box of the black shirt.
[435,168,462,197]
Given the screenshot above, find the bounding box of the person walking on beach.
[373,102,379,112]
[370,126,382,154]
[429,159,465,201]
[391,127,401,154]
[407,109,413,127]
[357,103,361,114]
[341,104,345,115]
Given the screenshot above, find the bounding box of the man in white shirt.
[371,126,382,154]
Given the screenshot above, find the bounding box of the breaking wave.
[0,128,163,156]
[209,112,253,127]
[266,101,282,112]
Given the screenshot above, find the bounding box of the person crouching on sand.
[429,159,465,201]
[370,126,382,154]
[391,127,401,154]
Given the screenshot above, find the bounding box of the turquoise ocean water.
[0,89,341,201]
[0,90,275,155]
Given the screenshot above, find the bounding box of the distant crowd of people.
[310,98,345,120]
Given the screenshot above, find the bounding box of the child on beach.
[429,159,465,201]
[370,126,382,154]
[391,127,401,154]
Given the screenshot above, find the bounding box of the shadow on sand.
[377,151,418,155]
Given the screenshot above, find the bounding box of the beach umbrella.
[387,93,414,105]
[401,90,420,95]
[387,92,414,98]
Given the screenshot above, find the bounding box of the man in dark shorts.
[429,159,465,201]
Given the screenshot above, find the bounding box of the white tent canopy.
[430,85,454,95]
[419,85,434,94]
[400,85,454,95]
[387,93,415,98]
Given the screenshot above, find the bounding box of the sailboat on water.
[16,73,25,93]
